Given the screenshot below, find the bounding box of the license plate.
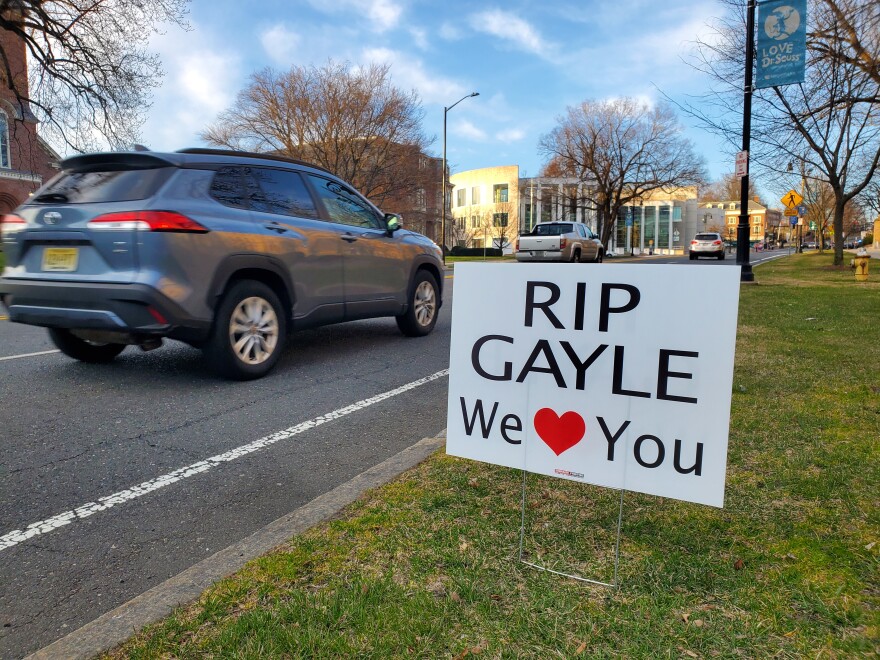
[533,250,544,257]
[42,247,79,272]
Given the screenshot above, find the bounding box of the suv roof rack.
[176,148,331,174]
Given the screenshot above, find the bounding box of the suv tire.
[594,249,604,263]
[204,280,286,380]
[396,270,439,337]
[48,328,126,363]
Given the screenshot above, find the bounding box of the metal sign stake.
[518,469,625,589]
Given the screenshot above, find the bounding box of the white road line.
[0,349,60,362]
[0,368,450,553]
[752,253,790,265]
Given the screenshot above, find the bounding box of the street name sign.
[446,263,741,508]
[756,0,807,89]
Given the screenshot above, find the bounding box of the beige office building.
[449,165,702,255]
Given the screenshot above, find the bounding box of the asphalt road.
[0,251,785,657]
[0,274,454,658]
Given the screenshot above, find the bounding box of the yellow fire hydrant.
[853,249,870,281]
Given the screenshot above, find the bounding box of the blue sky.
[141,0,736,182]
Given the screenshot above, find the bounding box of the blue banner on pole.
[756,0,807,89]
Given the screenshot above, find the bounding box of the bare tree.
[700,173,759,202]
[685,0,880,265]
[810,0,880,96]
[0,0,189,152]
[482,201,517,251]
[202,61,432,208]
[538,98,706,248]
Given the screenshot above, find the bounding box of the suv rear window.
[695,233,720,241]
[32,168,174,204]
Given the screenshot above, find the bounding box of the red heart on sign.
[534,408,586,456]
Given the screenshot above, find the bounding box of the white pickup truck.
[515,222,605,263]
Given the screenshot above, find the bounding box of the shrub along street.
[107,253,878,658]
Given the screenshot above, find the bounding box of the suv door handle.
[341,233,358,243]
[264,222,288,234]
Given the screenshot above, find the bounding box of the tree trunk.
[833,198,845,265]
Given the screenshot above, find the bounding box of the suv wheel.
[204,280,286,380]
[49,328,126,363]
[396,270,439,337]
[594,249,604,263]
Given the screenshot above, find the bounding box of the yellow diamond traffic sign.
[781,189,803,208]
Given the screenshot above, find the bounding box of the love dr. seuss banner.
[446,263,741,508]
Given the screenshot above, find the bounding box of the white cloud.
[469,9,554,58]
[496,128,526,142]
[305,0,404,33]
[142,25,242,150]
[361,47,468,104]
[439,22,463,40]
[454,120,488,142]
[409,26,429,50]
[260,25,301,66]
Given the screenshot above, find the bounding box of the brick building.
[0,12,60,214]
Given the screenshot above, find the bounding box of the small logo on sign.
[43,212,61,225]
[534,408,585,456]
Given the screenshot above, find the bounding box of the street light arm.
[446,92,479,113]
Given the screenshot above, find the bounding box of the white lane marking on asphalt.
[0,349,61,362]
[753,253,789,265]
[0,368,450,552]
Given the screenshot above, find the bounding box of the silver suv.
[0,149,444,380]
[689,232,725,260]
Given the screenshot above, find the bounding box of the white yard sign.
[446,263,740,508]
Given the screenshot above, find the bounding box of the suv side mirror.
[384,213,402,234]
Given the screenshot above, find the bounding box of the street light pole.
[736,0,756,282]
[441,92,479,265]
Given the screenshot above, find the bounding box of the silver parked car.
[689,232,725,260]
[0,149,444,380]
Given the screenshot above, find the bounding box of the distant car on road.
[689,232,725,260]
[515,221,604,263]
[0,148,444,380]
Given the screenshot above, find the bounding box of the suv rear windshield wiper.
[32,193,69,203]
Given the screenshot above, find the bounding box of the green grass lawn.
[109,253,879,658]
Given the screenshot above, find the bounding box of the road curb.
[26,430,448,660]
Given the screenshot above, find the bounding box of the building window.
[493,212,508,227]
[0,111,9,169]
[456,188,466,207]
[416,188,426,211]
[419,157,427,170]
[493,184,508,203]
[471,215,479,228]
[472,186,480,204]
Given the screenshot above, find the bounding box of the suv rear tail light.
[515,237,519,251]
[691,240,698,245]
[87,211,209,233]
[560,237,567,249]
[713,240,722,245]
[1,214,27,237]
